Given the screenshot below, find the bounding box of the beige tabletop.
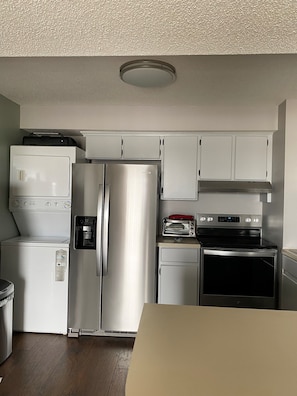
[126,303,297,396]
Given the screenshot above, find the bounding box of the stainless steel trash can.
[0,279,14,364]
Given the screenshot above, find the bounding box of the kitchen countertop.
[126,303,297,396]
[283,249,297,261]
[157,236,200,248]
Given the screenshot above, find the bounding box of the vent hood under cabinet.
[198,181,272,194]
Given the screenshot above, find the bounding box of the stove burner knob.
[199,216,206,222]
[207,217,214,222]
[245,217,252,223]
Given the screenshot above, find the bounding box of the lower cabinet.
[280,254,297,310]
[158,246,199,306]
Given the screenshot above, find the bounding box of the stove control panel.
[196,214,262,227]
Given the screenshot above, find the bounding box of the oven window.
[202,254,275,297]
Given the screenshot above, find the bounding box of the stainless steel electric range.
[197,214,278,309]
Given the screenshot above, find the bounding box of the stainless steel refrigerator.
[68,163,159,336]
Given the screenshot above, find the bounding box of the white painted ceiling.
[0,1,297,107]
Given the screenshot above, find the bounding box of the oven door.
[200,248,277,309]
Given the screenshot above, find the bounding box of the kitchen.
[1,1,297,394]
[0,131,277,336]
[1,122,296,394]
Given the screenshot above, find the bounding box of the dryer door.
[10,154,70,198]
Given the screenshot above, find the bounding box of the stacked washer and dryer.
[1,145,84,337]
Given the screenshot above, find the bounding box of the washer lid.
[1,236,69,247]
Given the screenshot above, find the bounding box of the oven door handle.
[203,249,277,257]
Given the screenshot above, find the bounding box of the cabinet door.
[122,136,160,159]
[280,255,297,310]
[159,265,198,305]
[199,135,233,180]
[161,247,199,263]
[281,271,297,310]
[161,136,198,200]
[234,136,268,181]
[85,135,122,159]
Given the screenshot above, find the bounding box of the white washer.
[1,236,69,335]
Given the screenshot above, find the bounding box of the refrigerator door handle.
[102,184,110,276]
[96,184,104,277]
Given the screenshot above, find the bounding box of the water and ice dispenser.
[74,216,97,249]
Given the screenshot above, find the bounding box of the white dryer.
[9,145,85,237]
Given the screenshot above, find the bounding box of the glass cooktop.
[196,228,277,250]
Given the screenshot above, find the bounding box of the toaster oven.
[162,218,196,237]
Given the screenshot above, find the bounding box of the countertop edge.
[282,249,297,261]
[157,236,200,248]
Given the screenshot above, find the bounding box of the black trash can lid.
[0,279,14,300]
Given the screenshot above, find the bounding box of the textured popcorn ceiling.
[0,1,297,108]
[1,0,297,56]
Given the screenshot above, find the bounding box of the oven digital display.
[218,216,240,223]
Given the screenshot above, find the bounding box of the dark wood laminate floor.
[0,332,134,396]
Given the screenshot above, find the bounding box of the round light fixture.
[120,59,176,87]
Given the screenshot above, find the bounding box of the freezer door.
[101,163,158,332]
[68,163,104,331]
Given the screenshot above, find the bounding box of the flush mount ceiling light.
[120,59,176,87]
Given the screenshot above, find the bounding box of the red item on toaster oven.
[168,214,194,220]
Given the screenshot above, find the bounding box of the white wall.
[20,102,275,225]
[160,193,262,225]
[0,94,22,241]
[20,104,278,133]
[261,100,297,306]
[263,100,297,250]
[282,100,297,248]
[21,101,280,231]
[262,102,286,249]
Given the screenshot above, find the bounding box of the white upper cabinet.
[85,134,160,160]
[83,132,272,196]
[199,134,271,182]
[161,136,198,200]
[234,136,269,181]
[199,135,233,180]
[122,136,160,159]
[86,135,122,159]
